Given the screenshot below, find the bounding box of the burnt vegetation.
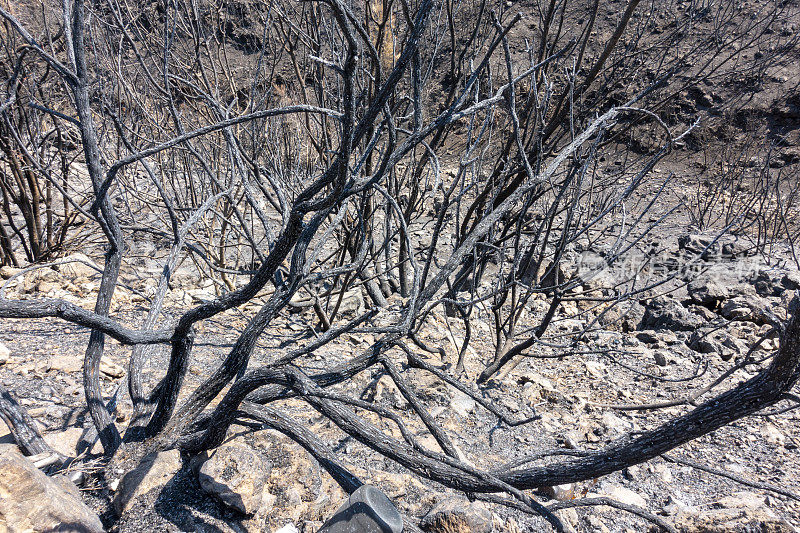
[0,0,799,530]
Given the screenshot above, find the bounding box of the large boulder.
[251,429,345,524]
[640,297,704,332]
[688,278,729,308]
[55,253,102,279]
[197,442,270,515]
[113,448,182,515]
[719,296,769,324]
[688,329,748,360]
[678,233,752,260]
[0,445,104,532]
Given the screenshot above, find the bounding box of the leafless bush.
[0,0,799,530]
[0,17,90,265]
[681,135,800,265]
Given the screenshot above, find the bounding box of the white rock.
[449,392,476,417]
[584,361,607,378]
[0,446,103,532]
[601,412,632,433]
[542,483,574,501]
[716,491,767,510]
[100,359,125,378]
[519,372,555,391]
[600,483,648,508]
[662,494,690,516]
[652,463,673,483]
[0,342,9,364]
[762,423,786,447]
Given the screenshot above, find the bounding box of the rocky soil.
[1,0,799,531]
[2,225,800,532]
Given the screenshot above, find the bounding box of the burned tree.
[0,0,799,530]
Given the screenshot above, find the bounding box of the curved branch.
[0,299,174,344]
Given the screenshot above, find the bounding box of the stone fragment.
[584,361,607,378]
[56,253,102,279]
[100,359,125,378]
[197,443,270,515]
[449,392,476,417]
[688,328,747,360]
[720,296,768,324]
[678,233,751,259]
[715,491,766,510]
[640,297,704,332]
[688,278,729,307]
[0,445,104,532]
[113,448,182,515]
[753,269,787,297]
[541,483,574,501]
[674,494,792,532]
[783,271,800,291]
[47,356,83,374]
[599,483,647,508]
[762,423,786,447]
[420,498,492,533]
[0,265,21,279]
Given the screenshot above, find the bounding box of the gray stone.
[113,448,182,515]
[449,393,477,417]
[688,329,746,361]
[640,297,704,332]
[720,296,768,324]
[688,303,719,321]
[198,443,270,515]
[688,278,729,307]
[753,269,787,297]
[782,271,800,291]
[420,498,492,533]
[636,330,660,344]
[678,234,752,260]
[318,485,403,533]
[0,446,104,532]
[599,301,645,332]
